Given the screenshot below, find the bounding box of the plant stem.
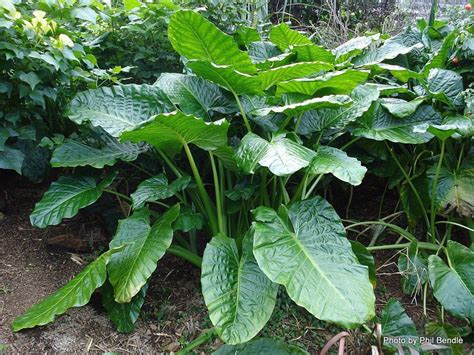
[233,92,252,133]
[346,220,416,243]
[176,328,216,355]
[385,142,430,229]
[430,139,445,243]
[103,189,132,202]
[303,174,323,199]
[183,143,219,236]
[209,152,225,234]
[167,245,202,268]
[367,242,439,251]
[156,148,182,178]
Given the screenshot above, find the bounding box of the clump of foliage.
[0,0,98,180]
[9,5,474,354]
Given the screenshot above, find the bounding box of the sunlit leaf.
[252,197,375,327]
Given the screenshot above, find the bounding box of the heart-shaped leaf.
[121,111,229,157]
[296,84,379,135]
[235,132,315,176]
[252,197,375,327]
[427,155,474,217]
[202,233,278,344]
[307,146,367,186]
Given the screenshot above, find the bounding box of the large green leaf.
[427,156,474,217]
[291,44,335,63]
[108,206,180,303]
[428,241,474,321]
[398,241,428,296]
[102,281,148,333]
[254,95,352,117]
[155,73,235,120]
[30,174,116,228]
[67,85,174,137]
[276,70,369,96]
[252,197,375,327]
[235,133,315,176]
[201,233,278,344]
[307,146,367,185]
[351,101,442,144]
[381,299,418,352]
[426,69,464,108]
[296,84,380,135]
[258,62,333,90]
[168,10,255,74]
[121,111,229,157]
[214,338,308,355]
[11,247,123,331]
[51,137,143,169]
[187,60,262,96]
[269,23,312,51]
[131,174,190,209]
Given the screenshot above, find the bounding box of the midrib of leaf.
[114,229,152,302]
[229,248,244,332]
[281,216,357,314]
[189,24,214,64]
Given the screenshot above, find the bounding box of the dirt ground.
[0,175,471,354]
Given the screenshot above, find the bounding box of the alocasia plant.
[12,8,473,353]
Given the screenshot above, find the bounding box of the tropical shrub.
[11,7,473,353]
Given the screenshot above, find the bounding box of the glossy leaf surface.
[252,197,375,327]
